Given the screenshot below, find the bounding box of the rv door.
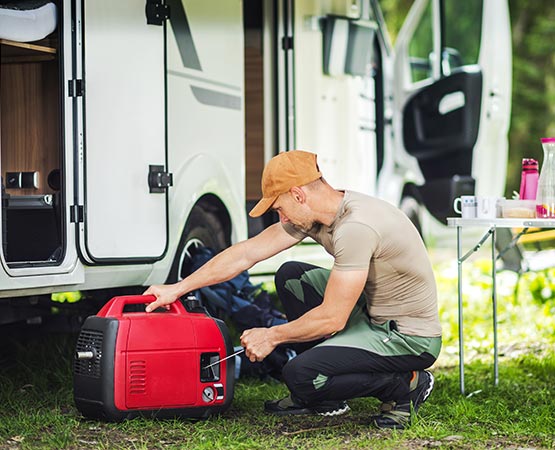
[393,0,511,223]
[75,0,169,263]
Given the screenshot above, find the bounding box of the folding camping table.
[446,217,555,394]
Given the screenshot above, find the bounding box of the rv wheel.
[167,206,227,283]
[400,196,423,237]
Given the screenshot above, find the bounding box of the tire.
[400,196,423,238]
[167,206,227,283]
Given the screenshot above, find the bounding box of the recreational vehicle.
[0,0,511,325]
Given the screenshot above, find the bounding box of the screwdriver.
[203,348,245,369]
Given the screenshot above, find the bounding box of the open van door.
[393,0,511,223]
[75,0,169,263]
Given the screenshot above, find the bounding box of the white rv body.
[0,1,511,317]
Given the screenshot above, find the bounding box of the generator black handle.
[97,295,187,318]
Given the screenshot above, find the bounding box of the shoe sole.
[371,417,408,430]
[265,404,350,417]
[316,404,350,417]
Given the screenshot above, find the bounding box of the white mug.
[476,196,502,219]
[453,195,477,218]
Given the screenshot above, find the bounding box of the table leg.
[491,227,499,386]
[457,225,465,395]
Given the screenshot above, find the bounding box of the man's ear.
[290,186,306,204]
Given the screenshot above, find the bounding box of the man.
[144,150,442,429]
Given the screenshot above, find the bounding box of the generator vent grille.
[74,329,103,378]
[128,360,147,395]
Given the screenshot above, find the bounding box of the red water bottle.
[519,158,539,200]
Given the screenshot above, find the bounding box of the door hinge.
[146,0,170,25]
[70,205,84,223]
[68,79,84,97]
[148,165,173,193]
[281,36,294,50]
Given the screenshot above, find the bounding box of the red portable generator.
[73,295,235,421]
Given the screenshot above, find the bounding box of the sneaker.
[409,370,434,413]
[264,394,350,417]
[372,400,411,430]
[372,370,434,430]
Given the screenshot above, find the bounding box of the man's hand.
[143,284,182,312]
[240,328,277,362]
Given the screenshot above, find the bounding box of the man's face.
[272,190,313,232]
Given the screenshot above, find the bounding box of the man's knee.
[282,354,318,402]
[275,261,303,290]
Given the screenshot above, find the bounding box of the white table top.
[447,217,555,228]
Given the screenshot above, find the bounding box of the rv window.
[323,17,375,77]
[442,0,482,73]
[407,1,433,83]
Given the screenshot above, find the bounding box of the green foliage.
[1,332,554,449]
[443,0,482,66]
[527,268,555,305]
[432,248,555,366]
[407,1,433,82]
[379,0,412,43]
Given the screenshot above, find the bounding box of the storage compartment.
[0,1,63,266]
[4,195,62,263]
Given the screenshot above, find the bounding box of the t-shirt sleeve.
[333,222,379,270]
[281,222,308,240]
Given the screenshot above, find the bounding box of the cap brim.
[248,195,278,218]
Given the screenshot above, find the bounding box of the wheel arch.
[169,153,248,247]
[193,194,232,248]
[165,199,230,284]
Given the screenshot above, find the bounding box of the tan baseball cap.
[249,150,322,218]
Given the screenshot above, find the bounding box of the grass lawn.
[1,251,554,449]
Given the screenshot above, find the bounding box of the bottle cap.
[541,137,555,143]
[522,158,538,169]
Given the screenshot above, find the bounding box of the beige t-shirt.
[283,190,441,337]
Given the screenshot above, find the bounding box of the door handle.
[148,165,173,193]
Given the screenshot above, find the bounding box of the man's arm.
[240,268,368,361]
[144,223,300,311]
